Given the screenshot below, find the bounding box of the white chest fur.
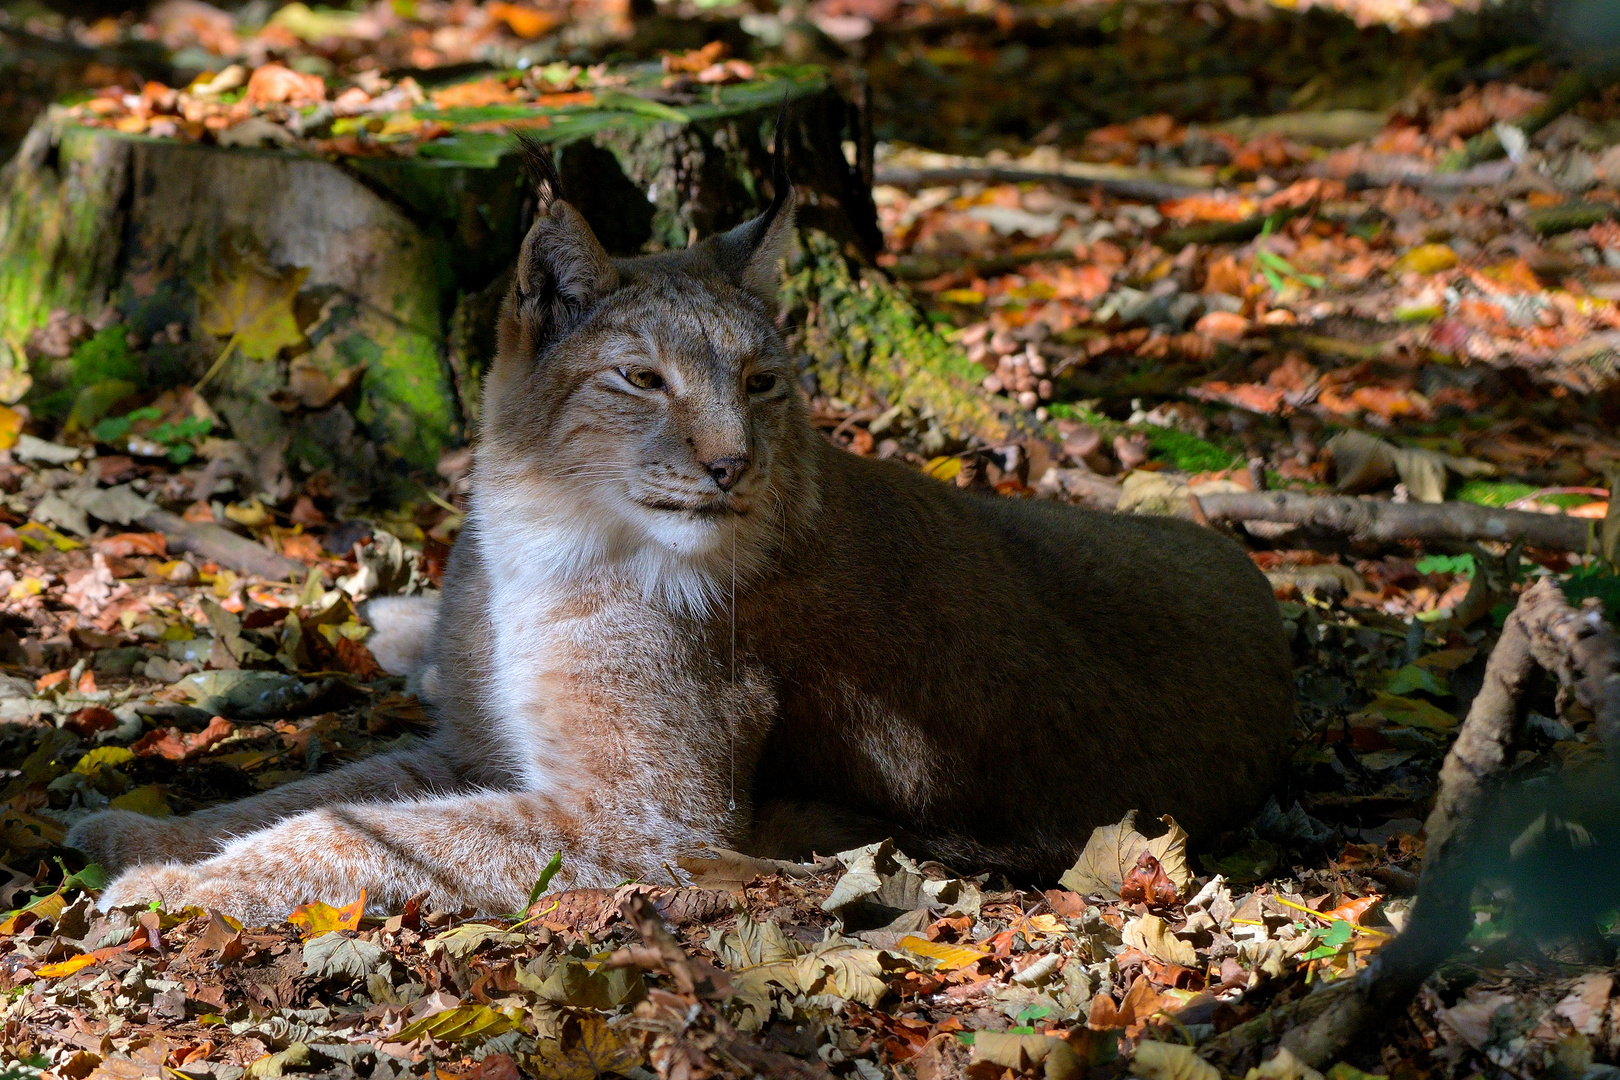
[470,478,727,800]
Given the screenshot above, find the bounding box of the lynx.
[67,139,1295,925]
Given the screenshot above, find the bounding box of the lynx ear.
[713,107,798,304]
[511,135,619,347]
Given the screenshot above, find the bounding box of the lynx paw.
[66,810,197,873]
[97,863,201,911]
[100,863,289,926]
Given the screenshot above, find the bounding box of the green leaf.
[526,850,564,909]
[1383,664,1448,697]
[1416,553,1475,577]
[595,91,691,123]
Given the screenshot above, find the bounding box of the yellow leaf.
[198,244,308,362]
[224,500,269,528]
[531,1015,643,1080]
[17,522,80,551]
[924,456,962,481]
[1353,692,1458,732]
[0,890,66,935]
[0,405,20,451]
[896,935,986,971]
[110,785,172,817]
[939,289,985,305]
[8,577,43,600]
[288,890,365,939]
[393,1002,513,1043]
[35,952,100,978]
[1393,243,1459,275]
[74,746,135,776]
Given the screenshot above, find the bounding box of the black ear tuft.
[515,132,563,206]
[759,91,793,238]
[710,97,798,302]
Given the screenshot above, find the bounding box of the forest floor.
[2,1,1620,1079]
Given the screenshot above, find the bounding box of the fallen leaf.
[1060,812,1191,900]
[896,935,987,971]
[1194,311,1251,342]
[302,930,388,980]
[198,247,309,364]
[1131,1041,1221,1080]
[289,891,365,938]
[970,1033,1080,1079]
[431,79,518,109]
[94,532,167,557]
[531,1015,643,1080]
[486,2,559,38]
[1119,852,1179,906]
[0,405,21,451]
[243,63,325,107]
[1122,914,1197,967]
[1393,243,1459,274]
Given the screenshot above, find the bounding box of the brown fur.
[67,161,1294,924]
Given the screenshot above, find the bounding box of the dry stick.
[136,508,306,582]
[1194,490,1595,553]
[1202,579,1620,1069]
[872,165,1203,204]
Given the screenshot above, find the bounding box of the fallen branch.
[1157,203,1311,252]
[1202,578,1620,1069]
[1194,490,1595,552]
[889,247,1077,281]
[136,508,307,582]
[872,165,1203,203]
[1442,65,1614,171]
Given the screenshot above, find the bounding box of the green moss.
[31,326,143,420]
[782,230,1011,443]
[0,123,130,377]
[1143,427,1244,473]
[1455,479,1539,507]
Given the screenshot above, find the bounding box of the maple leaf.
[288,890,365,938]
[195,244,309,389]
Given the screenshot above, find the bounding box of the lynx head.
[474,131,818,616]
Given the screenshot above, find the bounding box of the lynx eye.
[745,372,778,395]
[618,367,665,391]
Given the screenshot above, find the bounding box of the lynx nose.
[705,456,750,492]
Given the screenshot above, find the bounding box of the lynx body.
[70,149,1294,924]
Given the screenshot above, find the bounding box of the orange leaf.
[288,890,365,938]
[534,91,595,108]
[244,63,326,107]
[335,637,385,680]
[431,79,517,109]
[896,935,987,971]
[1194,311,1251,343]
[35,670,69,692]
[1325,894,1381,925]
[486,1,559,37]
[95,532,168,558]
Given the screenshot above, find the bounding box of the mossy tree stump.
[0,64,1009,500]
[0,68,878,489]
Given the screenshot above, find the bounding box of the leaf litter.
[3,0,1620,1078]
